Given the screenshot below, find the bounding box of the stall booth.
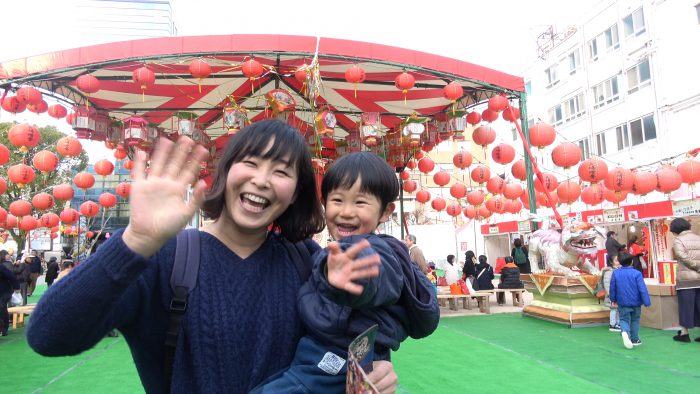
[481,220,533,272]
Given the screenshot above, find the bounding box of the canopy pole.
[398,176,405,240]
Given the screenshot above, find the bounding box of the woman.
[627,235,645,275]
[12,256,30,305]
[462,250,477,280]
[511,238,531,274]
[0,250,20,336]
[27,120,397,392]
[669,218,700,343]
[444,254,460,285]
[474,255,495,291]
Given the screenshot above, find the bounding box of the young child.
[600,256,621,332]
[609,251,651,349]
[253,151,440,393]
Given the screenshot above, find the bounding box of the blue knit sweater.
[27,230,318,393]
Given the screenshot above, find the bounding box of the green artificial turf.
[4,285,700,393]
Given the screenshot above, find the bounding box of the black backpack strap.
[281,238,312,282]
[164,229,200,392]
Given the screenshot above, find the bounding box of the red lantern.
[53,184,75,201]
[399,171,410,181]
[415,189,431,203]
[47,104,67,119]
[470,165,491,185]
[8,123,41,152]
[655,165,682,194]
[50,232,59,239]
[431,197,447,211]
[442,82,463,102]
[40,213,60,228]
[1,96,26,114]
[604,167,634,192]
[0,178,6,195]
[242,58,264,80]
[344,64,366,84]
[477,206,492,220]
[19,216,38,232]
[417,157,435,174]
[189,59,211,81]
[99,192,118,208]
[450,183,467,199]
[80,201,100,217]
[453,151,473,169]
[123,159,135,170]
[402,180,417,193]
[446,202,462,217]
[433,171,450,187]
[405,159,417,170]
[76,74,100,94]
[56,136,83,157]
[16,86,42,105]
[503,183,523,200]
[32,150,59,174]
[74,172,95,190]
[0,144,9,165]
[114,148,128,160]
[60,208,80,224]
[9,200,32,217]
[488,95,508,112]
[8,164,35,188]
[578,158,608,183]
[472,126,496,147]
[581,184,605,205]
[481,109,499,122]
[466,111,481,125]
[491,143,515,165]
[394,72,415,93]
[528,122,557,149]
[511,159,527,181]
[505,199,523,214]
[116,182,131,198]
[604,188,628,204]
[519,191,536,210]
[4,214,18,229]
[32,192,55,211]
[65,112,76,126]
[486,196,507,214]
[27,100,48,114]
[677,160,700,186]
[94,159,115,177]
[632,171,657,195]
[463,205,478,219]
[557,180,581,204]
[467,190,485,206]
[133,66,156,99]
[486,176,505,195]
[551,142,582,169]
[538,191,558,206]
[294,65,308,83]
[534,172,558,193]
[502,107,520,122]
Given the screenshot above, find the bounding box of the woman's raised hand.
[122,137,210,257]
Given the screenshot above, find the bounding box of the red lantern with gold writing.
[32,192,54,211]
[557,180,581,205]
[534,172,558,193]
[450,183,467,199]
[8,164,35,188]
[578,158,608,183]
[415,189,431,204]
[40,213,60,228]
[80,201,100,217]
[60,208,80,224]
[453,151,472,169]
[53,184,74,201]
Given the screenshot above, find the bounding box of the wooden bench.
[437,292,492,313]
[488,288,526,307]
[7,304,36,329]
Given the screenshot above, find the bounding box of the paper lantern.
[99,192,118,208]
[8,164,35,188]
[604,188,628,204]
[133,66,156,92]
[114,148,128,160]
[519,191,537,210]
[74,172,95,190]
[116,182,131,198]
[50,232,59,239]
[481,109,499,122]
[53,184,74,201]
[0,178,6,195]
[76,74,100,94]
[32,192,55,211]
[463,205,478,219]
[189,59,211,91]
[59,208,80,224]
[242,58,264,80]
[94,159,115,177]
[294,64,308,83]
[394,72,415,93]
[16,86,42,105]
[32,150,59,174]
[557,180,581,205]
[56,136,83,157]
[399,171,410,181]
[477,206,492,220]
[472,126,496,147]
[442,81,463,102]
[467,190,485,206]
[578,158,608,183]
[450,183,467,199]
[486,176,505,195]
[0,144,9,166]
[677,160,700,186]
[604,167,634,192]
[502,107,520,122]
[488,95,508,112]
[446,202,462,217]
[655,165,682,194]
[431,197,446,211]
[466,112,481,125]
[417,157,435,174]
[453,151,473,169]
[511,159,527,181]
[470,166,491,185]
[4,214,18,229]
[503,183,523,200]
[405,159,417,170]
[19,216,38,232]
[344,65,366,83]
[27,100,48,114]
[433,171,450,187]
[534,172,558,193]
[40,213,60,228]
[551,142,582,169]
[8,123,41,152]
[80,201,100,217]
[416,189,431,203]
[1,96,26,114]
[491,143,515,165]
[9,200,32,217]
[505,199,523,214]
[631,171,657,195]
[528,122,556,149]
[47,104,67,119]
[581,184,605,205]
[402,180,417,193]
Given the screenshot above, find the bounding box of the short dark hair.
[627,235,638,247]
[62,260,74,269]
[618,252,633,267]
[201,120,324,242]
[670,218,691,235]
[478,255,487,265]
[321,152,399,212]
[513,238,522,247]
[465,250,475,262]
[504,256,514,263]
[447,254,455,263]
[606,231,616,238]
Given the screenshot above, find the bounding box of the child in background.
[253,151,440,393]
[610,252,651,349]
[600,255,621,332]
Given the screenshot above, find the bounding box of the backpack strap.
[280,238,312,282]
[164,229,200,392]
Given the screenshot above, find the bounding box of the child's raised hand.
[326,239,381,295]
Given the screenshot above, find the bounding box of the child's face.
[324,178,394,240]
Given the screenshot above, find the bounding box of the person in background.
[669,218,700,343]
[511,238,531,274]
[605,231,625,267]
[53,260,75,284]
[45,257,59,287]
[627,235,645,275]
[462,250,477,280]
[0,254,20,336]
[497,256,523,305]
[474,255,495,291]
[27,250,42,297]
[405,234,428,274]
[12,256,30,305]
[600,255,621,332]
[444,254,460,285]
[1,250,12,272]
[610,252,651,349]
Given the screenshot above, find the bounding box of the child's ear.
[379,202,395,223]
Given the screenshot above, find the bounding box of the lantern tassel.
[354,83,357,99]
[198,79,202,93]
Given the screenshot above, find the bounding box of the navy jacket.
[609,266,651,307]
[0,264,20,296]
[298,234,440,360]
[474,262,495,290]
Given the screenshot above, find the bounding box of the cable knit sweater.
[27,230,319,393]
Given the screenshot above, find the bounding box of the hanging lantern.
[80,201,100,217]
[133,66,156,100]
[32,192,55,211]
[557,180,581,205]
[505,199,523,214]
[74,172,95,191]
[75,74,100,107]
[40,213,60,228]
[9,200,32,218]
[581,184,605,205]
[486,196,507,214]
[511,159,527,181]
[0,144,9,166]
[450,183,467,199]
[402,180,417,193]
[488,95,508,112]
[503,183,523,200]
[442,81,463,102]
[0,178,6,195]
[19,216,38,232]
[446,202,462,217]
[32,150,59,174]
[417,157,435,174]
[16,86,42,106]
[402,116,428,148]
[578,158,608,183]
[463,205,478,219]
[453,151,473,169]
[534,172,558,193]
[53,184,75,201]
[65,112,76,126]
[406,159,417,170]
[91,110,111,142]
[359,112,381,147]
[344,130,363,153]
[59,208,80,224]
[467,190,485,206]
[122,116,149,146]
[502,107,520,122]
[294,64,308,84]
[8,164,35,188]
[528,122,557,149]
[519,191,536,210]
[94,159,115,177]
[188,59,211,92]
[632,171,657,195]
[71,105,97,138]
[399,171,410,181]
[415,189,431,204]
[344,64,366,97]
[3,214,18,229]
[466,111,481,126]
[470,165,491,185]
[27,100,48,114]
[123,159,134,171]
[47,104,67,119]
[472,126,496,147]
[491,143,516,165]
[395,72,415,104]
[677,159,700,186]
[433,171,450,187]
[551,142,582,169]
[265,89,296,119]
[114,148,128,160]
[431,197,447,211]
[477,206,492,220]
[481,109,499,122]
[604,187,628,204]
[604,167,634,192]
[242,58,264,81]
[8,123,41,152]
[486,176,505,195]
[655,165,682,194]
[1,96,26,114]
[116,182,131,198]
[314,108,337,134]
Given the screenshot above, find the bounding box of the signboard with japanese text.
[603,208,625,223]
[517,221,531,232]
[488,226,499,234]
[672,199,700,217]
[29,229,52,251]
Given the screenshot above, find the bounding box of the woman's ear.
[379,202,395,223]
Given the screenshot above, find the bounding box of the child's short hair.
[618,252,633,266]
[321,152,399,211]
[504,256,514,263]
[62,260,74,269]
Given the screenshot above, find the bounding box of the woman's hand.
[368,360,397,393]
[122,137,209,257]
[326,240,380,295]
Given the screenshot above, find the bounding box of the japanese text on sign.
[603,208,624,223]
[672,199,700,217]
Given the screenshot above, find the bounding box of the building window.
[525,81,532,95]
[623,8,646,37]
[548,105,563,126]
[603,24,620,50]
[696,3,700,24]
[614,114,656,151]
[578,138,591,160]
[568,49,581,74]
[627,58,651,93]
[545,64,559,87]
[595,132,607,156]
[593,75,620,109]
[616,124,629,151]
[587,38,598,62]
[563,93,586,121]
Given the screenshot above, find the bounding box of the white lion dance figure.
[528,221,603,276]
